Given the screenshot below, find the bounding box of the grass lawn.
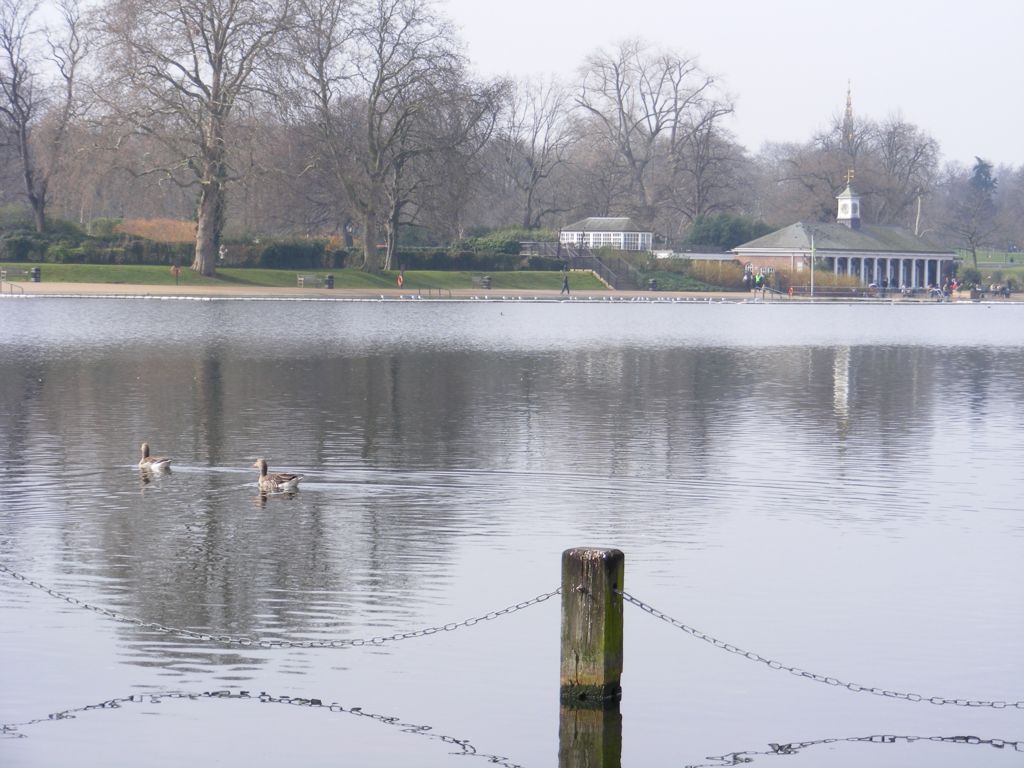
[0,263,609,291]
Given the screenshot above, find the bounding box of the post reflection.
[558,705,622,768]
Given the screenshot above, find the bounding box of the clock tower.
[836,170,861,230]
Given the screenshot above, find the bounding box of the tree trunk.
[362,208,380,273]
[18,129,46,234]
[193,178,225,277]
[30,197,46,234]
[522,187,535,230]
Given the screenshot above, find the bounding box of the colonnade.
[823,255,953,289]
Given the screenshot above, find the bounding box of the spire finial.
[843,81,855,148]
[845,168,855,185]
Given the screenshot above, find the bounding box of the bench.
[471,275,492,289]
[297,274,323,288]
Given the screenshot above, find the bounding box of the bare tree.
[496,76,574,229]
[298,0,497,271]
[575,39,731,230]
[756,104,941,235]
[385,68,504,258]
[772,113,875,223]
[941,157,998,268]
[0,0,84,232]
[993,164,1024,252]
[96,0,292,275]
[872,114,939,230]
[666,108,746,235]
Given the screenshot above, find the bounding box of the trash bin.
[30,267,41,282]
[324,274,334,289]
[481,276,491,289]
[648,278,657,291]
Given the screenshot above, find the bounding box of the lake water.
[0,297,1022,767]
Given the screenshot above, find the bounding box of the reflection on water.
[1,299,1023,767]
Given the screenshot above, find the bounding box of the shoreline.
[0,281,1017,304]
[1,281,750,301]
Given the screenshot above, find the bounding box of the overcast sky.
[444,0,1023,167]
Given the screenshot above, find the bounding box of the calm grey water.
[0,297,1022,767]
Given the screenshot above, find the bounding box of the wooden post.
[560,547,624,707]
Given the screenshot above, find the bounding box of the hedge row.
[0,232,570,272]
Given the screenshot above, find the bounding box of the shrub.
[459,227,560,255]
[0,234,46,261]
[89,218,123,237]
[687,260,748,290]
[0,204,32,230]
[257,240,326,269]
[685,213,773,251]
[526,256,564,271]
[958,267,982,288]
[116,218,196,243]
[392,249,523,272]
[45,219,86,239]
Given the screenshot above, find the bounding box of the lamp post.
[809,229,816,299]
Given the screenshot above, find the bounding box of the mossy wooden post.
[560,547,624,707]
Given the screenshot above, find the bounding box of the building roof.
[561,217,648,233]
[734,222,951,254]
[835,184,858,201]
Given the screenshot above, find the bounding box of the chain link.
[684,733,1023,767]
[618,590,1024,710]
[0,689,524,765]
[0,562,559,650]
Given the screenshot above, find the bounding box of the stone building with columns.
[733,182,956,289]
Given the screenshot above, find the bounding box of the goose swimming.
[253,458,303,492]
[138,442,172,471]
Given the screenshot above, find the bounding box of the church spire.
[842,81,855,153]
[838,81,859,230]
[844,82,853,134]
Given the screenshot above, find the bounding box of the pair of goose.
[138,443,303,492]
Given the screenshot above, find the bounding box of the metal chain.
[684,733,1023,767]
[0,689,523,765]
[618,590,1024,709]
[0,562,559,649]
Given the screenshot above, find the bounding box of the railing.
[3,551,1020,765]
[420,287,452,299]
[3,557,1017,710]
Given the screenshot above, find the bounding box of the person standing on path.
[561,270,570,296]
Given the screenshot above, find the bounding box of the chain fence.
[683,732,1023,767]
[0,562,559,650]
[619,590,1024,710]
[0,689,523,765]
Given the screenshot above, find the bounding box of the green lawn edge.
[0,263,608,291]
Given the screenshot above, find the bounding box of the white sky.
[444,0,1024,167]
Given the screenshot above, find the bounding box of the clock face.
[840,202,850,215]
